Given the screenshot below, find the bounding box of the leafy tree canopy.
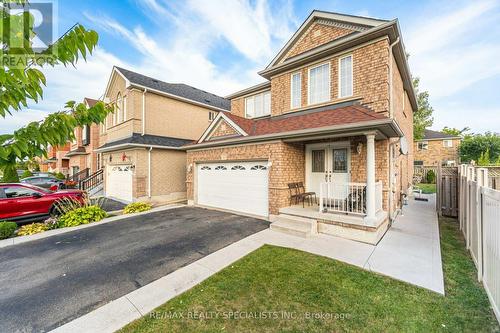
[0,1,113,179]
[442,126,471,138]
[412,78,434,140]
[460,132,500,165]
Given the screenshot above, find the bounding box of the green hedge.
[123,202,152,214]
[0,222,17,239]
[58,205,107,228]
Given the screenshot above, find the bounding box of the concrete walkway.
[52,196,444,333]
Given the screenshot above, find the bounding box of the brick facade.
[207,118,240,140]
[282,22,355,61]
[414,138,461,166]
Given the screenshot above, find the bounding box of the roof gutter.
[95,143,185,153]
[184,118,403,150]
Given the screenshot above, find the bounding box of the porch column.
[364,132,377,225]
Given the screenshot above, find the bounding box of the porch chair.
[297,182,317,206]
[287,182,316,207]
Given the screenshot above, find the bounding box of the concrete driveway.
[0,206,269,333]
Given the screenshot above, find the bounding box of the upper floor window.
[339,55,353,98]
[245,91,271,118]
[443,140,453,148]
[209,111,216,121]
[82,125,89,146]
[290,72,302,109]
[308,62,330,105]
[418,141,429,151]
[116,93,122,124]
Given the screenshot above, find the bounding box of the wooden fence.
[414,165,438,182]
[458,165,500,323]
[436,166,459,217]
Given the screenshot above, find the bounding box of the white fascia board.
[198,113,248,143]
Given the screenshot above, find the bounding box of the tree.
[0,1,113,180]
[442,126,471,138]
[477,148,491,166]
[412,78,434,140]
[460,132,500,164]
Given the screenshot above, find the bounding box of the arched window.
[116,93,122,124]
[251,165,267,170]
[231,165,246,170]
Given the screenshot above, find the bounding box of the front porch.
[271,132,392,244]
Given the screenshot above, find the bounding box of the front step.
[270,215,318,238]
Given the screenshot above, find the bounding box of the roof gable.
[268,10,388,68]
[198,113,248,143]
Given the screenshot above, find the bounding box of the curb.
[0,204,185,249]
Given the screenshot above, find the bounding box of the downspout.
[148,146,152,198]
[388,37,400,222]
[142,89,147,136]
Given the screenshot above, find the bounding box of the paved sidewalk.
[53,196,444,333]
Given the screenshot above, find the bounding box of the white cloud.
[406,0,500,98]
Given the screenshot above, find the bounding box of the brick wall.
[269,39,390,117]
[207,119,239,140]
[282,22,355,61]
[414,139,461,166]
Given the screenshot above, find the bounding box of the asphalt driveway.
[0,206,269,333]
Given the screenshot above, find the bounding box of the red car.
[0,183,85,223]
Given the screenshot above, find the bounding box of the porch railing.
[319,181,383,215]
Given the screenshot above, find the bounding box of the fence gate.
[436,166,459,217]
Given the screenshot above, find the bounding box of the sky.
[2,0,500,134]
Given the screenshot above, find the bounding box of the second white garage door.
[197,161,269,217]
[106,165,133,202]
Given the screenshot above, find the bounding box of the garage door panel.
[196,162,268,217]
[106,165,133,202]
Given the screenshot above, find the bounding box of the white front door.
[196,161,269,217]
[306,142,350,197]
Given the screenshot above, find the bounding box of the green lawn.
[416,183,437,194]
[120,218,499,333]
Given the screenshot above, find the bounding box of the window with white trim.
[417,141,429,151]
[290,72,301,109]
[245,91,271,118]
[308,63,330,105]
[443,140,453,148]
[339,55,353,98]
[116,93,122,124]
[123,96,127,121]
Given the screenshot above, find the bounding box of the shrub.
[58,205,107,228]
[17,223,48,236]
[1,165,19,183]
[123,202,152,214]
[426,170,436,184]
[21,169,33,178]
[0,221,17,239]
[43,217,59,230]
[54,172,66,180]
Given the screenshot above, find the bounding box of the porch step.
[270,215,317,238]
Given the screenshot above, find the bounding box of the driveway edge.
[50,233,266,333]
[0,204,185,249]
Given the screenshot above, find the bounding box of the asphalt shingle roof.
[223,103,387,137]
[421,129,460,140]
[115,67,231,111]
[98,133,194,150]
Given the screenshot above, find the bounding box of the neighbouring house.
[185,10,416,244]
[40,143,71,176]
[95,66,229,203]
[66,98,101,181]
[414,129,461,166]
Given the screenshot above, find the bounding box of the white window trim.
[290,71,302,109]
[443,140,453,148]
[307,61,331,106]
[123,95,127,121]
[338,54,353,99]
[244,90,271,119]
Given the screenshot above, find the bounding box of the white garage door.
[197,161,269,217]
[106,165,133,202]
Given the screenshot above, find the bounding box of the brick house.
[40,143,71,176]
[95,67,228,203]
[66,98,101,179]
[185,11,416,244]
[414,129,461,166]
